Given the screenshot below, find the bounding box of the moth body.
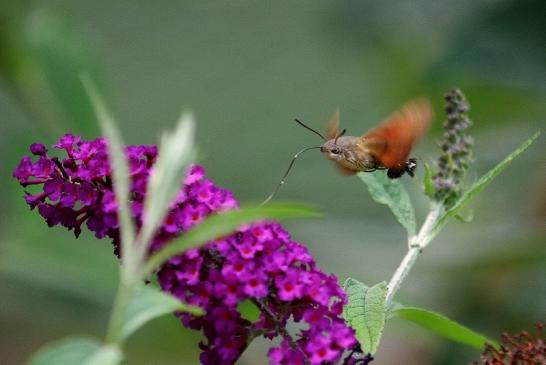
[320,136,379,172]
[320,99,434,178]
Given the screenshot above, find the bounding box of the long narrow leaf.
[434,131,540,233]
[390,306,498,350]
[143,203,321,277]
[139,112,195,249]
[121,285,202,340]
[81,75,135,265]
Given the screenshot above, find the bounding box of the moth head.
[320,129,347,161]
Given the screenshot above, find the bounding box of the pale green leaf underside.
[27,337,122,365]
[140,113,195,246]
[434,131,540,233]
[359,171,416,236]
[122,285,202,340]
[343,278,387,354]
[390,307,498,350]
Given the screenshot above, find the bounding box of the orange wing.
[360,99,433,169]
[325,108,340,140]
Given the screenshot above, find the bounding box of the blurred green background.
[1,1,545,364]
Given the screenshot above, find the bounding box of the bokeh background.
[1,1,545,364]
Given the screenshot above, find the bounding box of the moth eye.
[331,148,340,154]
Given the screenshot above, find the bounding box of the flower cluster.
[473,322,544,365]
[13,135,358,364]
[159,221,356,365]
[432,88,474,206]
[12,135,162,255]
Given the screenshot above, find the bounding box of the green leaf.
[455,209,474,223]
[423,162,436,199]
[434,131,540,233]
[82,346,122,365]
[27,337,122,365]
[390,306,499,350]
[139,112,195,249]
[343,278,387,355]
[121,285,202,340]
[359,171,416,236]
[143,203,321,278]
[238,299,262,323]
[82,75,135,263]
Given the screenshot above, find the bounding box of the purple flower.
[13,156,33,181]
[179,204,210,230]
[269,341,307,365]
[13,135,358,365]
[243,273,268,298]
[275,269,304,301]
[30,143,47,156]
[307,335,339,364]
[52,133,81,151]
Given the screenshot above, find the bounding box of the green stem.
[385,202,443,304]
[105,271,135,345]
[385,246,420,304]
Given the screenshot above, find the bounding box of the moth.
[263,99,434,204]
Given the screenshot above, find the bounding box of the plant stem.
[413,202,443,249]
[385,246,420,304]
[105,270,135,345]
[385,202,443,304]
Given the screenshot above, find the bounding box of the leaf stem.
[385,202,443,304]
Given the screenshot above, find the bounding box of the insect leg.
[405,158,417,177]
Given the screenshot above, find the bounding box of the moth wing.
[325,108,340,140]
[359,98,433,169]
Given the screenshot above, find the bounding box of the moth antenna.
[334,129,347,144]
[262,146,322,205]
[294,118,327,142]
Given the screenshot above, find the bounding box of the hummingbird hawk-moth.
[263,99,434,204]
